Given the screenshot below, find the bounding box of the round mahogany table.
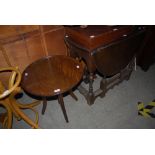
[21,55,84,123]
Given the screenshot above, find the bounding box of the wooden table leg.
[58,94,69,123]
[86,72,96,105]
[69,90,78,101]
[42,97,47,115]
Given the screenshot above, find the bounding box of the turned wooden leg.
[69,90,78,101]
[89,73,94,95]
[42,97,47,115]
[86,72,95,105]
[83,69,89,84]
[58,94,69,123]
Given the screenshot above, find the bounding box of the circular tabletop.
[21,55,84,97]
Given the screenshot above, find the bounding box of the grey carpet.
[12,64,155,129]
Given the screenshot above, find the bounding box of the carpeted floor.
[12,64,155,129]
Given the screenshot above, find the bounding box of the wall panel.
[0,25,67,84]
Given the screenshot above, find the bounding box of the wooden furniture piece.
[137,26,155,71]
[93,28,145,98]
[65,25,145,105]
[21,55,84,123]
[0,67,40,129]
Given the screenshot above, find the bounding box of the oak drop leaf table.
[21,55,84,123]
[65,25,145,105]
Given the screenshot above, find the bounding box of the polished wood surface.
[21,55,84,123]
[65,25,134,51]
[65,25,136,73]
[92,28,145,99]
[21,55,84,97]
[93,29,145,76]
[65,25,145,105]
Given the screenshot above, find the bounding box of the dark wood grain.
[93,29,145,76]
[65,25,134,51]
[21,55,84,97]
[21,55,84,122]
[65,25,145,105]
